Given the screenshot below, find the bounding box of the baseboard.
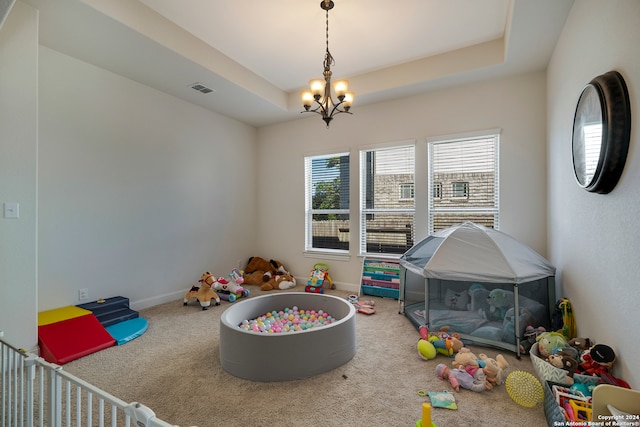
[293,276,360,294]
[130,290,185,311]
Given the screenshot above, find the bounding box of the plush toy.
[548,351,579,377]
[478,353,510,386]
[578,344,616,376]
[243,256,291,288]
[568,337,593,352]
[260,272,297,291]
[183,272,221,310]
[452,348,480,370]
[430,327,464,356]
[536,331,568,359]
[417,325,437,360]
[486,289,514,320]
[502,307,535,345]
[436,363,492,392]
[214,274,249,302]
[520,326,546,355]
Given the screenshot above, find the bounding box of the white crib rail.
[1,333,178,427]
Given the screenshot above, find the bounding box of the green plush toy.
[487,289,515,320]
[536,331,568,359]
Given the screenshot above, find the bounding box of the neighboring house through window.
[359,143,415,256]
[304,152,350,253]
[428,130,500,233]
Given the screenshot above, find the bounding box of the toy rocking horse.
[184,272,221,310]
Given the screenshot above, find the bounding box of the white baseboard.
[130,290,185,311]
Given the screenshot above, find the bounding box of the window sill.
[303,250,351,262]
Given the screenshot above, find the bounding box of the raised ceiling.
[20,0,574,127]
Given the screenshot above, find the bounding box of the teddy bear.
[478,353,510,386]
[243,256,291,288]
[452,348,480,370]
[485,288,514,320]
[183,272,221,310]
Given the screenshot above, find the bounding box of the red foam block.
[38,314,116,364]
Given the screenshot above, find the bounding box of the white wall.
[257,71,549,291]
[0,2,38,349]
[547,0,640,387]
[37,46,259,312]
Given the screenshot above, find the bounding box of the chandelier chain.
[324,6,334,70]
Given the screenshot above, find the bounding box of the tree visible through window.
[428,131,500,232]
[304,153,350,252]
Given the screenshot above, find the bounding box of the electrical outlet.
[78,288,89,301]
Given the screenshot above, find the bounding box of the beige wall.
[37,46,259,312]
[547,0,640,388]
[257,71,548,291]
[0,2,38,350]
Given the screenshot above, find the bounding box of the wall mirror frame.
[572,70,631,194]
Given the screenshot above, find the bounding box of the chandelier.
[301,0,354,127]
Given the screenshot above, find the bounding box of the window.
[452,182,469,198]
[359,144,415,256]
[304,153,350,253]
[433,182,442,199]
[428,131,500,233]
[399,183,415,200]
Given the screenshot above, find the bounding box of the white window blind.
[304,152,350,252]
[428,132,499,232]
[359,144,415,256]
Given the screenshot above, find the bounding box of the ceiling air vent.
[189,82,214,94]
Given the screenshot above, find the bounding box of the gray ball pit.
[219,292,357,381]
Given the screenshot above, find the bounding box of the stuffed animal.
[436,363,492,392]
[486,289,514,320]
[430,327,464,356]
[183,272,221,310]
[520,326,546,355]
[578,344,616,376]
[243,257,291,288]
[416,326,463,359]
[417,325,437,360]
[568,337,593,352]
[502,307,535,345]
[213,274,249,302]
[478,353,510,386]
[260,272,297,291]
[452,348,480,370]
[536,331,568,359]
[549,351,579,377]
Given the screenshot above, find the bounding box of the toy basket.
[530,342,602,387]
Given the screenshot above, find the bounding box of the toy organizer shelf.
[359,257,400,299]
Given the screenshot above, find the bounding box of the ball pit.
[220,292,356,381]
[239,306,335,334]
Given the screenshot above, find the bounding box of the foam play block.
[38,305,92,326]
[38,314,116,364]
[106,317,148,345]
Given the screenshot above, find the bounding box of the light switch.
[3,202,19,218]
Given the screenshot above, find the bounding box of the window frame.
[427,130,500,233]
[358,141,416,257]
[304,151,351,255]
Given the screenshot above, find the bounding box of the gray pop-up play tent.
[399,222,556,356]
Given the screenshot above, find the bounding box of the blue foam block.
[106,317,148,345]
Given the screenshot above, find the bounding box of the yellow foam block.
[38,306,92,326]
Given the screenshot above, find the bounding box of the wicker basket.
[530,342,570,383]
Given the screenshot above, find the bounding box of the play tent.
[399,222,556,357]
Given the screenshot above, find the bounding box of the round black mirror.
[572,71,631,194]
